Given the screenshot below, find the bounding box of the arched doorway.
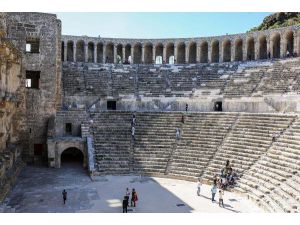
[61,147,84,167]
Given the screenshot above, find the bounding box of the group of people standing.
[122,187,139,213]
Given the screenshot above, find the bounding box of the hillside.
[249,12,300,32]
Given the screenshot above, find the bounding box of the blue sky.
[56,13,271,39]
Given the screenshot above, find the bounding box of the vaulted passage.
[223,39,231,62]
[285,30,294,56]
[117,44,123,63]
[177,42,186,64]
[211,40,219,63]
[88,42,94,62]
[166,43,174,64]
[125,44,131,64]
[97,43,103,63]
[271,33,281,58]
[106,43,114,63]
[61,147,84,167]
[259,36,267,59]
[76,40,85,62]
[247,37,255,60]
[189,42,196,63]
[133,43,142,64]
[200,41,208,63]
[144,43,153,64]
[155,43,163,63]
[67,41,74,62]
[235,39,243,61]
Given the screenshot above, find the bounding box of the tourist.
[268,51,271,59]
[211,183,217,202]
[131,188,138,207]
[176,128,180,140]
[62,189,67,205]
[131,126,135,140]
[125,188,130,206]
[219,190,224,207]
[132,114,136,126]
[287,50,290,58]
[122,196,128,213]
[197,178,202,196]
[185,103,188,112]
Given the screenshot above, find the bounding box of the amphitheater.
[1,12,300,213]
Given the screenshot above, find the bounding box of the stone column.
[73,44,76,62]
[208,42,212,63]
[293,32,298,56]
[231,42,235,62]
[242,38,247,61]
[254,37,259,60]
[280,36,285,58]
[113,45,117,64]
[141,46,145,64]
[122,46,126,63]
[185,44,189,63]
[196,44,200,63]
[267,36,271,58]
[152,46,156,64]
[174,44,178,64]
[63,43,67,62]
[219,42,223,63]
[85,43,88,63]
[103,45,106,63]
[131,47,134,64]
[163,45,167,64]
[94,44,97,63]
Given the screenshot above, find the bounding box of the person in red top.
[131,188,138,207]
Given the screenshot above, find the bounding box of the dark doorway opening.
[107,100,117,110]
[214,101,222,111]
[61,147,83,166]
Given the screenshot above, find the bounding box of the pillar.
[254,37,259,60]
[242,38,247,61]
[231,42,235,62]
[122,46,126,63]
[131,47,134,64]
[208,43,212,63]
[103,44,106,63]
[142,46,145,64]
[73,43,76,62]
[267,36,271,58]
[174,44,178,64]
[152,46,156,64]
[280,36,285,58]
[196,44,200,63]
[163,45,166,64]
[113,45,117,64]
[94,44,97,63]
[185,45,189,63]
[84,43,88,63]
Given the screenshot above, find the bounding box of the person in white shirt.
[219,189,224,207]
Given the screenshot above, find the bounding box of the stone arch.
[284,30,294,56]
[88,42,94,63]
[61,147,84,167]
[177,42,186,64]
[246,37,255,61]
[125,44,131,63]
[116,44,123,63]
[61,41,65,61]
[67,41,74,62]
[105,42,114,63]
[97,43,103,63]
[166,43,174,64]
[271,33,281,58]
[258,35,267,59]
[200,41,208,63]
[222,39,231,62]
[155,43,163,62]
[133,43,142,64]
[234,38,243,61]
[76,40,85,62]
[211,40,219,63]
[188,42,197,63]
[144,42,153,64]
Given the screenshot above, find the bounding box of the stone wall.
[0,13,25,203]
[6,13,62,163]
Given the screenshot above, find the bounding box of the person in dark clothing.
[181,115,185,123]
[268,52,271,59]
[185,103,188,112]
[62,189,67,204]
[122,196,128,213]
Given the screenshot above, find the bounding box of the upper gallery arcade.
[61,25,300,64]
